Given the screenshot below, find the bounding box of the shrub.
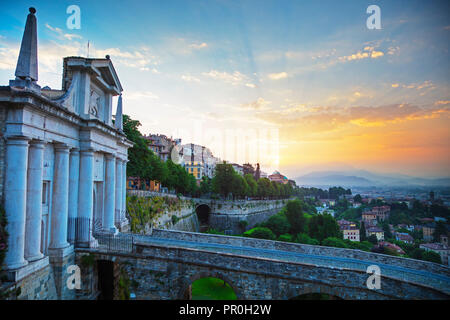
[278,234,294,242]
[171,215,179,225]
[295,233,319,245]
[321,237,348,248]
[261,214,291,236]
[243,227,276,240]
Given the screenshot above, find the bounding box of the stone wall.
[4,262,57,300]
[150,229,450,278]
[3,252,77,300]
[77,244,449,300]
[209,207,281,234]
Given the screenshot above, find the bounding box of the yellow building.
[184,161,204,182]
[367,227,385,241]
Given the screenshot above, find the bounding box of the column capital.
[79,148,95,156]
[53,142,70,152]
[70,147,80,154]
[6,136,30,146]
[29,139,46,148]
[105,153,116,161]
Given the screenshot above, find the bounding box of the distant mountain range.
[295,170,450,188]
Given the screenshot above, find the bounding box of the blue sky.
[1,1,449,177]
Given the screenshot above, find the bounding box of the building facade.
[181,143,219,181]
[0,8,132,291]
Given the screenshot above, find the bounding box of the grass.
[191,277,237,300]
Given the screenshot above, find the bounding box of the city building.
[378,242,405,255]
[395,233,414,244]
[231,163,244,176]
[366,227,385,241]
[420,243,449,265]
[423,223,436,242]
[0,8,132,284]
[268,171,289,184]
[341,225,360,242]
[371,206,390,221]
[181,143,219,182]
[143,133,180,162]
[362,211,377,225]
[127,176,160,192]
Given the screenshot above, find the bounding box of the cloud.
[251,103,450,132]
[124,90,159,100]
[268,72,288,80]
[241,97,271,110]
[181,74,201,82]
[189,42,208,50]
[93,46,159,72]
[338,46,384,62]
[435,100,450,106]
[45,23,82,41]
[390,80,435,91]
[202,69,255,87]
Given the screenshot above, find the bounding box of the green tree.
[285,199,306,234]
[212,163,236,198]
[353,194,362,203]
[244,174,258,197]
[200,176,212,195]
[308,214,341,243]
[232,174,248,200]
[261,214,291,236]
[360,222,367,241]
[422,250,442,264]
[433,221,448,242]
[257,178,271,199]
[367,234,378,245]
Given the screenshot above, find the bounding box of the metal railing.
[93,231,135,253]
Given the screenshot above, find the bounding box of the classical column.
[48,143,70,252]
[114,158,123,226]
[77,149,94,246]
[24,140,45,262]
[103,154,117,233]
[67,148,80,244]
[3,136,30,270]
[121,160,127,222]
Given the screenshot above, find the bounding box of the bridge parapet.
[150,229,450,279]
[81,234,450,300]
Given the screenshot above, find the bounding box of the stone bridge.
[76,229,450,300]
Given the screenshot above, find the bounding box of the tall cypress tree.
[360,222,367,241]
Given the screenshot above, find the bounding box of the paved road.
[96,233,450,295]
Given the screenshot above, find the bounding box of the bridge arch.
[177,271,242,300]
[195,204,211,225]
[287,285,345,300]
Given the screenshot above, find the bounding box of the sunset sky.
[1,0,449,178]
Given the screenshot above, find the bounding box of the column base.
[4,256,49,282]
[76,238,98,249]
[25,252,44,263]
[48,244,74,261]
[3,259,28,272]
[102,226,118,235]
